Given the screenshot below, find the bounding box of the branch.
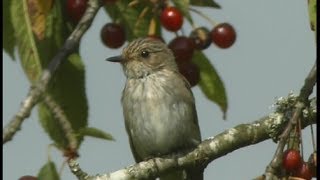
[68,98,316,180]
[2,0,102,145]
[264,61,317,179]
[42,94,78,151]
[298,61,317,102]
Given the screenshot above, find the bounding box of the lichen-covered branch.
[2,0,102,145]
[68,98,316,180]
[264,61,317,180]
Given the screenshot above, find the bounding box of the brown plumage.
[107,38,203,180]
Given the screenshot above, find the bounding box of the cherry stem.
[298,117,304,160]
[309,124,316,151]
[189,7,218,26]
[47,144,55,162]
[190,22,197,29]
[59,160,67,177]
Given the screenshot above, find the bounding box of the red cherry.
[19,176,38,180]
[168,36,195,63]
[211,23,236,48]
[160,7,183,32]
[66,0,88,23]
[178,62,200,87]
[282,149,303,172]
[294,162,313,180]
[101,23,126,49]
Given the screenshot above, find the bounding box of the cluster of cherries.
[157,6,236,87]
[282,149,316,179]
[66,0,236,87]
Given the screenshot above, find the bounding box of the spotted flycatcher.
[107,38,203,180]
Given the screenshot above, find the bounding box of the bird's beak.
[106,56,123,63]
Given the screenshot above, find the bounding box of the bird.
[106,38,203,180]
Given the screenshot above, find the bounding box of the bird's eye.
[140,51,149,58]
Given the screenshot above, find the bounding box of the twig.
[189,7,218,27]
[264,61,317,179]
[2,0,102,145]
[310,124,316,151]
[68,99,316,180]
[68,159,91,180]
[298,61,317,102]
[43,94,78,150]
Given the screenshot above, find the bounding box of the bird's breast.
[121,73,199,158]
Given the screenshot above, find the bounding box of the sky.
[3,0,317,179]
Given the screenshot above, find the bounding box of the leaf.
[39,1,88,150]
[104,0,161,41]
[79,127,115,141]
[172,0,194,24]
[192,51,228,119]
[11,0,88,150]
[11,0,43,81]
[38,53,88,149]
[37,161,60,180]
[38,0,54,15]
[26,0,51,40]
[308,0,316,32]
[190,0,221,9]
[3,0,16,59]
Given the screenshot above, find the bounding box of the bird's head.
[106,38,178,79]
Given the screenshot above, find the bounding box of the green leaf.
[3,0,16,59]
[308,0,316,32]
[11,0,43,81]
[190,0,221,9]
[79,127,115,141]
[172,0,194,24]
[38,161,60,180]
[39,53,88,149]
[11,0,88,149]
[192,51,228,119]
[38,1,88,150]
[104,1,161,41]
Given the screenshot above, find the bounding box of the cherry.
[294,162,313,180]
[19,176,38,180]
[178,62,200,87]
[101,23,126,49]
[160,7,183,32]
[282,149,302,172]
[190,27,211,50]
[66,0,87,23]
[168,36,195,63]
[211,23,236,48]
